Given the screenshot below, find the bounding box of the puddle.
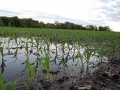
[0,37,107,82]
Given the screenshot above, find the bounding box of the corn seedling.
[0,46,3,56]
[25,60,37,89]
[110,43,118,61]
[25,42,29,58]
[7,80,18,90]
[42,53,56,83]
[96,44,105,64]
[84,48,94,71]
[0,74,7,90]
[77,51,85,73]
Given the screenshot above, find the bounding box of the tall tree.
[20,19,27,28]
[39,21,44,28]
[1,16,10,26]
[0,18,4,27]
[11,16,21,27]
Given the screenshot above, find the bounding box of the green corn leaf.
[0,47,3,55]
[78,51,83,61]
[26,60,32,78]
[24,82,29,90]
[0,74,4,84]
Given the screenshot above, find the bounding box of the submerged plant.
[8,80,18,90]
[61,60,67,74]
[0,74,7,90]
[84,48,94,71]
[26,60,36,83]
[0,74,18,90]
[13,35,18,47]
[96,44,106,64]
[24,60,37,89]
[77,51,85,74]
[34,37,39,52]
[25,42,29,58]
[0,46,3,56]
[42,53,56,83]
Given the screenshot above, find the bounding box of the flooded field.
[0,37,109,89]
[0,37,106,80]
[0,28,120,90]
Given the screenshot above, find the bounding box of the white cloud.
[0,0,120,31]
[105,21,120,32]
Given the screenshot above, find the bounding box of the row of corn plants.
[0,27,120,89]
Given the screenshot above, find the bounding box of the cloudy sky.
[0,0,120,31]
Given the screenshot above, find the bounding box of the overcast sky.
[0,0,120,31]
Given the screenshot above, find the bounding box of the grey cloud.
[98,0,116,3]
[35,13,93,25]
[94,0,120,22]
[0,9,93,26]
[0,9,20,16]
[107,10,120,22]
[21,10,96,25]
[111,1,120,8]
[101,6,115,12]
[1,6,120,27]
[99,0,110,3]
[105,3,120,22]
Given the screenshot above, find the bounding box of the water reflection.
[0,37,107,81]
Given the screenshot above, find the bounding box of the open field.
[0,27,120,90]
[0,27,120,42]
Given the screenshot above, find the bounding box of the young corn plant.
[0,46,3,56]
[110,43,118,61]
[0,74,17,90]
[77,51,85,74]
[42,53,56,83]
[94,44,107,71]
[7,38,10,49]
[8,80,18,90]
[0,46,6,74]
[25,60,37,89]
[44,39,50,53]
[13,35,18,47]
[61,60,67,75]
[96,44,105,64]
[0,74,7,90]
[34,37,39,52]
[84,48,94,71]
[25,42,29,58]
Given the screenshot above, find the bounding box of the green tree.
[64,21,71,29]
[20,19,27,28]
[12,16,21,27]
[33,21,40,28]
[26,18,34,28]
[0,16,10,26]
[74,24,83,30]
[39,21,44,28]
[0,18,4,27]
[86,25,97,30]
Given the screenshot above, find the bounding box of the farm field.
[0,27,120,90]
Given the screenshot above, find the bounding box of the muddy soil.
[14,59,120,90]
[49,60,120,90]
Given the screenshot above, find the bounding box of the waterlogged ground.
[0,37,101,79]
[0,37,120,90]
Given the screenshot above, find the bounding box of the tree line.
[0,16,111,31]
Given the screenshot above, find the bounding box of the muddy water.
[0,37,107,82]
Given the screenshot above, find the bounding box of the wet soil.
[49,61,120,90]
[4,44,120,90]
[13,59,120,90]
